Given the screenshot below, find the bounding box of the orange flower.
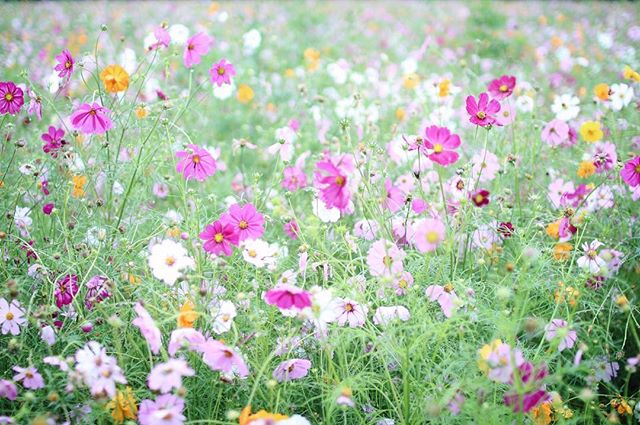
[100,64,129,93]
[237,84,254,104]
[546,221,560,240]
[395,107,406,121]
[553,242,573,261]
[71,175,87,198]
[438,79,451,97]
[177,300,198,328]
[577,161,596,178]
[594,83,610,101]
[239,406,288,425]
[107,387,137,424]
[531,402,552,425]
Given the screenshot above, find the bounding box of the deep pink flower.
[175,144,217,181]
[284,220,299,239]
[503,362,549,413]
[471,189,490,207]
[132,302,162,355]
[466,92,501,127]
[272,359,312,382]
[487,75,516,100]
[0,82,24,115]
[313,154,355,210]
[84,275,111,310]
[264,285,312,310]
[497,222,514,238]
[591,141,617,173]
[621,156,640,187]
[200,220,239,256]
[139,394,185,425]
[42,203,54,215]
[383,178,406,213]
[422,125,461,166]
[41,126,66,157]
[221,203,264,241]
[198,338,249,378]
[209,59,236,86]
[54,49,74,80]
[55,274,78,309]
[70,102,113,135]
[183,32,214,68]
[281,166,308,191]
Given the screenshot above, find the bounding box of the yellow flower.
[438,79,451,97]
[403,73,419,90]
[135,105,148,119]
[594,83,610,101]
[304,48,320,72]
[100,64,129,93]
[71,175,87,198]
[107,387,138,424]
[611,397,632,415]
[553,243,573,261]
[623,65,640,82]
[554,282,580,308]
[237,84,254,104]
[579,121,603,143]
[395,107,406,121]
[477,339,503,373]
[546,221,560,240]
[577,161,596,178]
[177,299,198,328]
[284,68,295,78]
[208,2,220,15]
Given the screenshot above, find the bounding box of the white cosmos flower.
[551,94,580,121]
[148,239,195,285]
[169,24,190,46]
[211,300,237,334]
[242,239,278,268]
[609,83,634,111]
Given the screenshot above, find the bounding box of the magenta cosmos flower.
[175,144,217,181]
[413,218,445,253]
[54,49,74,80]
[466,92,501,127]
[41,126,66,157]
[200,219,239,256]
[313,153,355,210]
[209,59,236,86]
[487,75,516,100]
[621,156,640,187]
[139,394,186,425]
[503,362,549,413]
[272,358,312,382]
[422,125,461,166]
[0,82,24,115]
[183,32,214,68]
[471,189,490,207]
[55,274,78,309]
[264,285,312,310]
[221,203,264,241]
[426,285,459,318]
[199,338,249,378]
[70,102,113,134]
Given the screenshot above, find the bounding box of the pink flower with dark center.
[335,298,368,328]
[84,275,111,310]
[366,239,406,277]
[541,119,570,147]
[149,26,171,50]
[0,81,24,115]
[200,219,239,256]
[54,49,74,80]
[471,189,490,207]
[264,285,312,310]
[0,298,26,335]
[283,220,299,239]
[487,75,516,100]
[313,153,355,211]
[13,366,45,390]
[27,87,42,120]
[272,359,312,382]
[55,274,78,309]
[70,102,113,135]
[132,302,162,355]
[175,144,217,182]
[591,141,617,173]
[425,285,458,318]
[198,338,249,378]
[221,203,264,241]
[466,92,501,127]
[41,126,66,157]
[209,59,236,86]
[621,156,640,187]
[183,32,214,68]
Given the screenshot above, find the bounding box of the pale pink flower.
[132,302,162,355]
[148,359,195,394]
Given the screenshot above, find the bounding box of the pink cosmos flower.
[200,219,240,256]
[503,362,549,413]
[621,156,640,187]
[183,32,214,68]
[495,101,516,126]
[272,359,312,382]
[470,189,490,207]
[313,153,355,210]
[198,338,249,378]
[486,342,525,383]
[175,144,217,182]
[577,240,606,274]
[487,75,516,100]
[148,359,195,394]
[221,203,264,241]
[541,119,570,147]
[27,87,42,120]
[0,298,26,335]
[591,141,617,173]
[283,220,299,239]
[84,275,111,310]
[471,149,500,183]
[41,126,66,157]
[420,125,461,166]
[335,298,368,328]
[544,319,577,352]
[209,59,236,86]
[55,274,78,309]
[132,302,162,355]
[392,271,414,296]
[373,305,411,326]
[139,394,186,425]
[0,82,24,115]
[281,166,308,191]
[168,328,206,357]
[466,92,501,127]
[366,239,406,277]
[0,380,17,401]
[150,26,171,50]
[383,178,406,213]
[425,285,458,318]
[413,218,445,253]
[264,285,312,310]
[13,366,45,390]
[54,49,74,80]
[70,102,113,135]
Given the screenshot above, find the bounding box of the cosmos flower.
[183,32,214,68]
[100,64,130,93]
[221,203,265,241]
[148,239,195,285]
[147,359,195,394]
[54,49,74,80]
[503,362,549,413]
[413,218,445,253]
[175,144,217,182]
[544,319,577,352]
[620,156,640,187]
[0,81,24,115]
[70,102,113,135]
[264,285,312,311]
[487,75,516,100]
[209,59,236,86]
[200,219,239,257]
[577,240,606,274]
[41,126,66,157]
[132,302,162,355]
[13,366,45,390]
[139,394,186,425]
[55,274,78,309]
[272,359,312,382]
[425,285,458,318]
[199,338,249,378]
[466,92,501,127]
[313,153,356,211]
[0,298,26,335]
[366,239,406,277]
[335,298,368,328]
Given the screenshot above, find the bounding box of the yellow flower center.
[217,67,225,76]
[635,164,640,173]
[89,109,97,116]
[5,312,14,320]
[433,143,443,153]
[499,84,508,92]
[398,280,407,289]
[192,154,201,164]
[383,255,392,267]
[475,194,484,204]
[165,256,176,266]
[426,231,439,244]
[65,61,72,69]
[476,111,486,119]
[587,250,597,259]
[248,249,257,258]
[239,220,249,229]
[214,233,224,243]
[345,303,354,312]
[335,176,345,186]
[4,93,13,101]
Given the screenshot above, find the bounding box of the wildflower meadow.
[1,1,640,424]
